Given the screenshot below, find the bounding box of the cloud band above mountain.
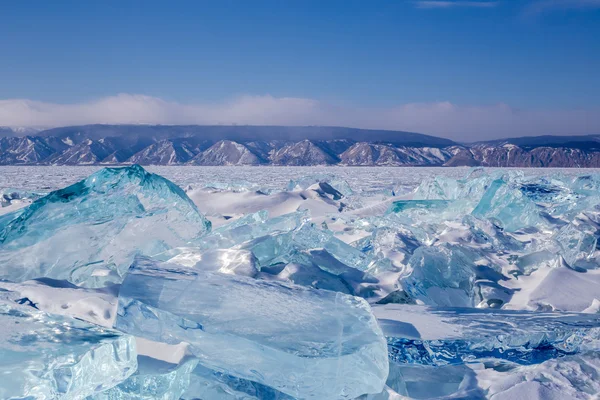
[1,94,598,142]
[415,1,499,9]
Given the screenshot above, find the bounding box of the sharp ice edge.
[0,164,210,287]
[89,356,199,400]
[0,291,136,399]
[115,256,389,399]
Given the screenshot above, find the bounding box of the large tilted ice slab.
[192,209,308,251]
[471,177,544,232]
[244,222,373,272]
[373,304,600,367]
[0,293,136,399]
[401,245,480,307]
[0,165,210,287]
[115,257,389,399]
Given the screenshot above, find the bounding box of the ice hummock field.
[1,165,600,399]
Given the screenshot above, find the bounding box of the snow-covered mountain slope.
[445,144,600,168]
[2,124,600,167]
[340,143,452,166]
[46,139,114,165]
[270,140,339,165]
[129,139,197,165]
[189,140,264,165]
[0,137,58,164]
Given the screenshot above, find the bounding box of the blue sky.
[0,0,599,140]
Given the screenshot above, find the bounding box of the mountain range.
[1,124,599,167]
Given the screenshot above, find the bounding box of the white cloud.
[415,1,499,8]
[524,0,600,14]
[1,93,599,142]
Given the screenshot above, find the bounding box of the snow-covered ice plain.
[1,165,598,193]
[1,165,600,399]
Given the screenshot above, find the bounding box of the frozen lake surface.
[1,165,600,399]
[2,165,599,192]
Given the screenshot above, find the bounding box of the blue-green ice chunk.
[0,165,210,287]
[472,178,542,232]
[244,223,372,272]
[0,293,136,399]
[389,200,450,213]
[555,223,598,270]
[115,257,388,399]
[90,356,198,400]
[402,245,479,307]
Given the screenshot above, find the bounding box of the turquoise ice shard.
[401,245,479,307]
[389,200,450,213]
[0,165,210,287]
[0,293,136,399]
[241,223,381,298]
[159,247,259,277]
[188,210,309,253]
[373,304,600,367]
[411,176,458,200]
[410,171,492,203]
[554,223,598,269]
[193,210,304,250]
[90,356,198,400]
[258,259,381,299]
[462,214,525,253]
[245,223,372,272]
[471,177,542,232]
[0,209,24,231]
[115,257,389,399]
[202,210,269,245]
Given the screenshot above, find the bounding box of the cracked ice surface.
[0,165,600,399]
[374,304,600,366]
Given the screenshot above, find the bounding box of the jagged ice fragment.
[115,257,389,399]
